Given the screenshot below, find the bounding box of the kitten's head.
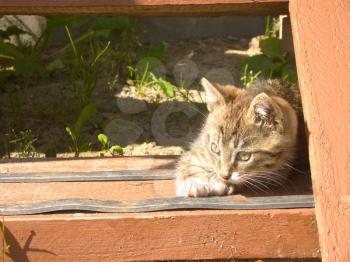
[201,78,298,186]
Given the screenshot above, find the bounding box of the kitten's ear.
[201,77,241,112]
[247,93,283,129]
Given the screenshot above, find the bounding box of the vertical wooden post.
[289,1,350,261]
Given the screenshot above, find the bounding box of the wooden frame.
[1,0,349,260]
[289,0,350,260]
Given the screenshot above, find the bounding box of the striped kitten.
[176,78,303,197]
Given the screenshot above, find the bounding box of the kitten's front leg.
[176,176,234,197]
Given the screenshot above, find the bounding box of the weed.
[241,64,262,88]
[0,25,46,90]
[65,25,110,103]
[240,16,297,85]
[66,103,96,157]
[111,18,141,77]
[128,60,175,98]
[97,133,123,156]
[3,129,37,158]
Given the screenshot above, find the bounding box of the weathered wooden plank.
[2,209,319,261]
[0,156,177,173]
[0,169,174,183]
[289,1,350,261]
[0,194,314,215]
[0,0,289,15]
[0,157,313,204]
[0,180,175,204]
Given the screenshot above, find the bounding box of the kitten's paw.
[176,177,234,197]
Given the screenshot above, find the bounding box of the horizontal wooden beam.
[0,0,289,15]
[0,156,176,173]
[0,157,313,206]
[0,195,314,215]
[3,209,319,261]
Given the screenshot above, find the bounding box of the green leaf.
[65,25,78,58]
[14,57,46,76]
[0,26,27,39]
[137,57,162,73]
[281,65,298,83]
[97,133,108,146]
[144,42,167,60]
[45,148,57,158]
[65,126,75,140]
[259,37,283,59]
[149,72,175,97]
[241,54,277,78]
[46,16,89,30]
[110,145,123,156]
[159,79,175,97]
[91,17,131,31]
[74,103,96,137]
[93,29,112,38]
[92,41,110,66]
[80,142,91,152]
[0,41,24,58]
[126,79,134,86]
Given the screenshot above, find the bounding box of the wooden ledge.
[0,0,289,15]
[0,156,318,260]
[0,156,313,213]
[3,209,319,261]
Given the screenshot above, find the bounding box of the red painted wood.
[0,156,318,259]
[289,0,350,261]
[2,209,319,261]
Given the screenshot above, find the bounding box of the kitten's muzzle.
[219,165,234,180]
[219,172,232,180]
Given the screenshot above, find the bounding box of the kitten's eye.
[237,152,251,161]
[210,143,220,154]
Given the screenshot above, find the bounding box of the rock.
[172,58,199,87]
[205,68,235,85]
[104,118,143,147]
[116,86,148,114]
[0,15,46,45]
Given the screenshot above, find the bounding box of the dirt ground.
[0,37,260,158]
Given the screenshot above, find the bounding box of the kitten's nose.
[220,162,232,180]
[219,169,232,180]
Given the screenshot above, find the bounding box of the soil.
[0,37,260,158]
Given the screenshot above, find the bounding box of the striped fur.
[176,78,300,197]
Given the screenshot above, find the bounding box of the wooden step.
[0,0,289,15]
[0,156,319,260]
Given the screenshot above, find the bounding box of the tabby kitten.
[176,78,303,197]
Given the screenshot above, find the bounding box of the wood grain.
[289,0,350,261]
[0,157,313,205]
[0,156,177,173]
[2,209,319,261]
[0,169,174,183]
[0,0,289,15]
[0,195,314,215]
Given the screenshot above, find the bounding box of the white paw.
[176,177,234,197]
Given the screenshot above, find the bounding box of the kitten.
[176,78,303,197]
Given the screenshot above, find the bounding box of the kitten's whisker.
[249,179,272,192]
[243,178,270,193]
[186,104,208,119]
[241,180,260,194]
[283,162,308,175]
